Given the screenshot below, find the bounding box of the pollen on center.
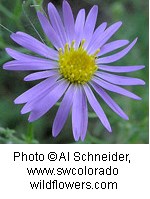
[58,40,100,84]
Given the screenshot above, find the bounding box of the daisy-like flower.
[3,0,145,141]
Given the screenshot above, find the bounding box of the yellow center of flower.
[58,40,100,84]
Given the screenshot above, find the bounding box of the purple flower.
[3,0,145,141]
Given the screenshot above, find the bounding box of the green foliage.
[0,126,38,144]
[0,0,148,144]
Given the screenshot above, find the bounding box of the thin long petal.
[95,71,145,85]
[72,87,81,141]
[98,40,129,56]
[82,5,98,48]
[88,21,122,54]
[37,12,63,49]
[74,9,85,48]
[14,76,59,104]
[63,0,75,44]
[3,60,58,71]
[90,82,129,120]
[28,80,69,122]
[11,32,58,60]
[72,86,88,141]
[80,88,88,141]
[24,70,58,81]
[92,76,141,100]
[98,65,145,73]
[52,84,75,137]
[84,84,112,132]
[97,38,137,64]
[85,22,107,50]
[21,79,59,114]
[5,48,45,61]
[48,2,67,46]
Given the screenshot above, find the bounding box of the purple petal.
[24,70,58,81]
[3,60,58,71]
[72,87,80,141]
[14,76,59,104]
[11,32,58,60]
[83,84,112,132]
[48,3,67,46]
[21,78,59,114]
[74,9,85,48]
[85,22,107,50]
[80,88,88,141]
[82,5,98,48]
[63,0,75,44]
[98,65,145,73]
[97,38,137,64]
[5,48,46,61]
[88,21,122,54]
[92,76,141,100]
[98,40,129,56]
[28,80,69,122]
[52,84,75,137]
[72,86,88,141]
[96,71,145,85]
[90,82,129,120]
[37,12,63,49]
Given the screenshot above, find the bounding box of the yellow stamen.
[58,40,100,84]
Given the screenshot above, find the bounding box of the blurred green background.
[0,0,148,144]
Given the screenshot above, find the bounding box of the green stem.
[32,0,43,11]
[26,123,34,143]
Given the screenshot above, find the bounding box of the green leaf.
[88,112,97,118]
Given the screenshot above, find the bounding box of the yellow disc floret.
[58,40,100,84]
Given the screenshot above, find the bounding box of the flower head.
[3,0,145,141]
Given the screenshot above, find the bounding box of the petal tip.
[2,63,7,70]
[115,21,122,26]
[136,96,142,100]
[3,63,11,70]
[114,21,122,29]
[92,5,98,14]
[141,80,146,85]
[21,109,25,114]
[80,136,85,142]
[134,37,138,43]
[74,137,79,142]
[37,11,43,18]
[28,116,34,123]
[28,119,33,123]
[63,0,69,5]
[14,99,19,104]
[37,10,41,15]
[93,5,98,9]
[24,76,29,81]
[48,2,54,9]
[52,128,58,138]
[108,127,112,133]
[5,47,10,53]
[10,32,15,38]
[124,115,129,120]
[14,97,25,105]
